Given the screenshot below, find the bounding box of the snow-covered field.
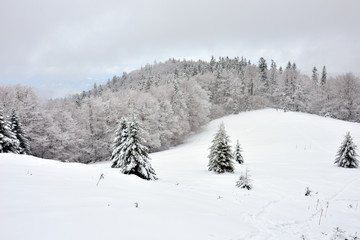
[1,109,360,240]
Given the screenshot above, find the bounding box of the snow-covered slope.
[1,109,360,240]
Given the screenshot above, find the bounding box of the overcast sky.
[1,0,359,98]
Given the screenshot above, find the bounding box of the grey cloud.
[1,0,359,97]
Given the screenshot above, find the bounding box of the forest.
[1,56,359,163]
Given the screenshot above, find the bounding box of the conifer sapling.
[234,140,244,164]
[236,168,252,190]
[334,132,358,168]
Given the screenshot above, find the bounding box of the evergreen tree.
[236,169,252,190]
[334,132,358,168]
[208,123,234,173]
[320,66,327,87]
[209,56,216,73]
[111,117,157,180]
[234,140,244,164]
[286,61,292,70]
[110,117,128,166]
[258,57,268,87]
[269,60,277,84]
[0,110,20,153]
[312,66,319,85]
[10,110,31,154]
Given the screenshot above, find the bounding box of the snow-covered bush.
[236,169,252,190]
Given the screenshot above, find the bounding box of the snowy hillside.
[1,109,360,240]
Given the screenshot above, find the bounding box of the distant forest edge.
[1,56,359,163]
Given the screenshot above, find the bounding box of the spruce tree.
[208,123,234,173]
[0,110,20,153]
[334,132,358,168]
[312,66,318,85]
[258,57,268,87]
[111,117,157,180]
[110,117,128,167]
[320,66,327,87]
[269,59,277,84]
[234,140,244,164]
[10,110,31,154]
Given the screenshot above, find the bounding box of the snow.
[1,109,360,240]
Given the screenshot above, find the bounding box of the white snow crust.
[1,109,360,240]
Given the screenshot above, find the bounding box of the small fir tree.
[208,123,234,173]
[236,169,252,190]
[334,132,358,168]
[111,117,157,180]
[10,110,31,154]
[234,140,244,164]
[0,110,20,154]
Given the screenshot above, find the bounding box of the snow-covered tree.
[10,110,31,154]
[111,117,157,180]
[236,169,252,190]
[320,66,327,87]
[258,57,268,88]
[333,73,360,121]
[1,57,359,163]
[278,61,301,111]
[0,110,20,153]
[1,85,61,159]
[181,79,211,131]
[234,140,244,164]
[269,60,278,96]
[312,66,319,85]
[208,123,234,173]
[334,132,358,168]
[110,117,128,166]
